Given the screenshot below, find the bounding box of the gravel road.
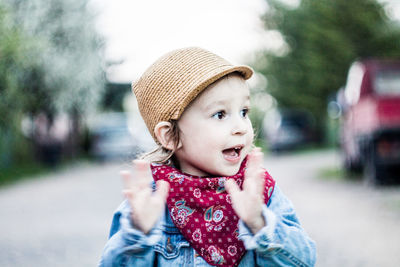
[0,150,399,266]
[266,150,400,267]
[0,161,124,266]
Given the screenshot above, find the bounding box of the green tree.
[6,0,105,116]
[0,0,105,166]
[0,5,37,166]
[255,0,400,132]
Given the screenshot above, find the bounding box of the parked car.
[88,112,154,161]
[339,59,400,184]
[263,109,316,152]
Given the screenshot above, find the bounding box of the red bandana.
[151,158,275,267]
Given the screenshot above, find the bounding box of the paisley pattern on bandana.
[170,200,194,228]
[204,205,227,232]
[168,173,192,184]
[151,157,275,267]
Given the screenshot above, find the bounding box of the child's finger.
[248,147,263,167]
[120,170,134,190]
[154,180,170,202]
[243,170,262,195]
[256,169,266,195]
[133,159,152,185]
[245,149,263,180]
[244,148,265,194]
[122,189,134,200]
[137,187,152,201]
[225,179,241,198]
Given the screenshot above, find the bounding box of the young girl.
[99,47,316,267]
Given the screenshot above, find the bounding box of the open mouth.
[222,145,244,162]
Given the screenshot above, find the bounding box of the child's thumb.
[155,180,170,200]
[225,179,240,196]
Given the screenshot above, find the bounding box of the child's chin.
[217,166,241,177]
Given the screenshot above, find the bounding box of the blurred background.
[1,0,400,266]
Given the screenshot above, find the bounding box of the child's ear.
[154,121,176,150]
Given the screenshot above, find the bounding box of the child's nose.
[231,117,248,135]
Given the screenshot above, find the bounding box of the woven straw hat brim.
[167,64,252,120]
[132,47,253,141]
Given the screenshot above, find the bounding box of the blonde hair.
[139,120,181,166]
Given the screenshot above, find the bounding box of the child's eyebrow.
[202,95,250,111]
[203,100,226,111]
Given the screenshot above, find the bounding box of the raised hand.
[225,147,266,234]
[120,160,169,234]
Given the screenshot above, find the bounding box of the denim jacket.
[99,184,316,266]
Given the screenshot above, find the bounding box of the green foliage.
[0,6,26,128]
[102,83,131,111]
[0,5,34,166]
[0,0,106,167]
[4,0,106,115]
[255,0,400,127]
[0,160,48,187]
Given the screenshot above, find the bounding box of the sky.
[89,0,400,84]
[89,0,286,83]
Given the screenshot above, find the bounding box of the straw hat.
[132,47,253,142]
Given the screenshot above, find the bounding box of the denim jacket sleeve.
[98,200,163,267]
[238,184,316,267]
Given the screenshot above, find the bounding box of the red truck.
[339,59,400,184]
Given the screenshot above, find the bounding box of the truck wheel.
[344,158,362,173]
[342,153,361,173]
[363,148,386,186]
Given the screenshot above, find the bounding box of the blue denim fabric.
[99,185,316,267]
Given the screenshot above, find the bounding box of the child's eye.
[240,108,249,118]
[212,111,226,120]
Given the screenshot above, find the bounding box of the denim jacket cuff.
[238,205,282,252]
[120,210,163,247]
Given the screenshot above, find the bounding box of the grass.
[317,166,362,181]
[0,154,93,187]
[289,143,337,155]
[317,167,345,181]
[0,161,50,187]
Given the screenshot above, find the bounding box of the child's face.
[174,74,254,177]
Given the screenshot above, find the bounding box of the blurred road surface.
[266,150,400,267]
[0,150,399,266]
[0,161,124,267]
